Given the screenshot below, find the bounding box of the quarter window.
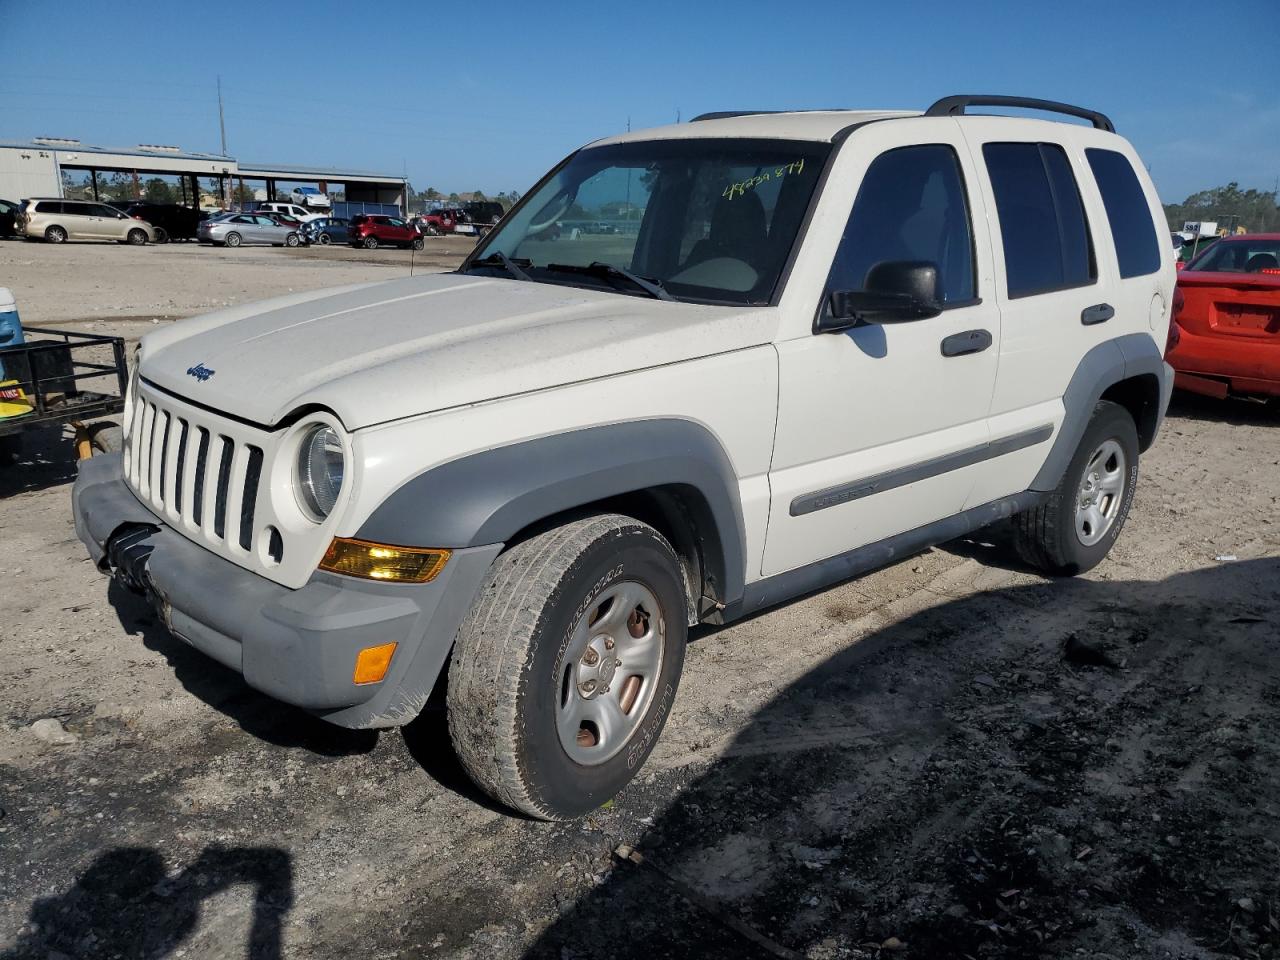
[983,142,1096,298]
[826,144,976,305]
[1086,148,1161,279]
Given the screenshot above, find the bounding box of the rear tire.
[448,514,687,820]
[362,235,378,249]
[1013,400,1139,576]
[0,434,21,466]
[225,232,242,248]
[45,225,67,244]
[152,227,169,244]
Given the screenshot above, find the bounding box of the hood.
[140,273,779,429]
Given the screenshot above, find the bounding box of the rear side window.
[983,142,1096,298]
[35,201,63,214]
[826,144,976,305]
[1086,148,1161,279]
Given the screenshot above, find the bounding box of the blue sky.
[2,0,1277,203]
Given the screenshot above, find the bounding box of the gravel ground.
[0,240,1278,959]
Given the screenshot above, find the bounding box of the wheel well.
[1100,374,1162,451]
[503,485,728,627]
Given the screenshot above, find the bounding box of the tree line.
[1163,182,1280,234]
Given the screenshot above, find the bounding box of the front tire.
[317,233,331,245]
[411,236,425,251]
[448,514,687,820]
[285,232,300,247]
[127,228,148,245]
[1013,400,1139,576]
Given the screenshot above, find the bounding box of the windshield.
[470,138,832,304]
[1187,238,1280,274]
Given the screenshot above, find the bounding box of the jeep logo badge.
[186,363,216,382]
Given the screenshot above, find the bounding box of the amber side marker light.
[354,642,398,685]
[319,538,450,583]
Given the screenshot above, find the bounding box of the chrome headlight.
[295,424,345,520]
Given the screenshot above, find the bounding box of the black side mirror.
[820,260,943,331]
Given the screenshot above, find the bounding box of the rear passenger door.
[956,125,1115,507]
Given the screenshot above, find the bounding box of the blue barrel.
[0,288,23,381]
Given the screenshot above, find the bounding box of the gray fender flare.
[356,418,750,606]
[1031,332,1173,492]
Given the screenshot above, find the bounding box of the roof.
[0,138,232,163]
[592,110,920,146]
[236,161,406,183]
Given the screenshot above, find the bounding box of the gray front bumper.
[73,454,501,729]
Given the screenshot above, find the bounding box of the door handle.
[1081,303,1115,325]
[940,329,993,357]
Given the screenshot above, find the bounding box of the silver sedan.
[197,213,301,248]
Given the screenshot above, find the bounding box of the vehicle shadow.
[0,845,293,960]
[106,580,379,758]
[526,557,1280,959]
[1166,390,1279,426]
[0,426,80,496]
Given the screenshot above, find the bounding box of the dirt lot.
[1,239,1278,959]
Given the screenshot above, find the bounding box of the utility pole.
[217,76,228,156]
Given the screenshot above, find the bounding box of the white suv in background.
[74,95,1174,820]
[255,201,326,223]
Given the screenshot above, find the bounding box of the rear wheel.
[127,228,148,245]
[45,225,67,244]
[362,235,378,249]
[0,434,21,466]
[1013,400,1139,576]
[224,232,242,248]
[448,514,687,820]
[152,227,169,244]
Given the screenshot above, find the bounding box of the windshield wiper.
[464,251,532,282]
[544,261,674,301]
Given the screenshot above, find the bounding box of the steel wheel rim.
[555,579,665,766]
[1075,438,1126,546]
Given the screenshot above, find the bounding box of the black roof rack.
[924,95,1115,133]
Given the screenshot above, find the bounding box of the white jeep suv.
[73,95,1175,820]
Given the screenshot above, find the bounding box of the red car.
[1167,233,1280,399]
[416,210,456,235]
[348,214,424,250]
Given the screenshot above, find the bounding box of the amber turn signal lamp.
[353,642,397,685]
[319,538,450,583]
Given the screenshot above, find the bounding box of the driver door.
[762,128,1001,577]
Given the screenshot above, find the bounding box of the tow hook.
[105,524,159,593]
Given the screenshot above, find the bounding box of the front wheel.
[317,233,331,245]
[1013,400,1139,576]
[224,232,242,248]
[285,232,300,247]
[411,237,425,251]
[448,514,687,820]
[127,228,148,245]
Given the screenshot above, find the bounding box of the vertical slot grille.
[192,427,210,527]
[239,446,264,551]
[173,419,189,515]
[213,437,234,540]
[156,412,171,507]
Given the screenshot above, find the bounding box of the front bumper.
[73,454,501,728]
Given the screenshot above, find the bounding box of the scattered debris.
[30,718,77,746]
[1215,554,1239,562]
[1062,634,1121,669]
